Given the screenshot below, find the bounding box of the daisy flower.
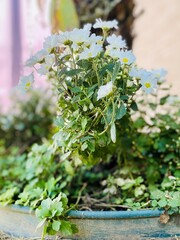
[25,49,48,67]
[119,50,136,65]
[37,54,55,75]
[106,34,127,49]
[17,73,34,93]
[140,77,157,94]
[43,35,60,52]
[152,68,167,83]
[79,43,102,60]
[93,19,118,30]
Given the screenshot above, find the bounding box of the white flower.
[106,34,127,49]
[79,43,102,60]
[129,68,151,79]
[71,28,91,44]
[119,50,136,65]
[97,81,113,100]
[25,49,48,67]
[105,48,121,59]
[93,18,118,30]
[140,76,157,94]
[152,68,167,83]
[58,31,74,46]
[17,73,34,93]
[43,35,60,52]
[37,54,55,75]
[83,23,92,32]
[84,33,103,47]
[58,27,92,51]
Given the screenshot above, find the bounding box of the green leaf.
[163,153,175,162]
[116,103,126,120]
[61,151,72,161]
[54,116,64,128]
[64,160,74,176]
[36,218,46,229]
[150,189,165,200]
[76,59,92,69]
[134,186,144,197]
[52,220,61,231]
[151,200,158,207]
[120,95,129,101]
[111,62,121,82]
[41,198,52,210]
[168,198,180,208]
[99,63,115,77]
[160,95,170,105]
[70,87,82,93]
[110,122,116,143]
[158,199,167,207]
[65,69,83,77]
[130,101,138,111]
[81,142,88,151]
[60,220,74,235]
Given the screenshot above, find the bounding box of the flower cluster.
[17,19,167,162]
[18,19,166,96]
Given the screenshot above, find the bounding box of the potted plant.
[0,19,179,239]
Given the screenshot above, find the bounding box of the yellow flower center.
[88,52,92,57]
[122,58,129,63]
[25,82,31,90]
[25,82,31,87]
[145,82,151,88]
[26,82,31,87]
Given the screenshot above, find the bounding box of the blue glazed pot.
[0,205,179,239]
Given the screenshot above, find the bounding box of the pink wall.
[0,0,51,112]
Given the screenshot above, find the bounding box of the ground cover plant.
[0,19,179,239]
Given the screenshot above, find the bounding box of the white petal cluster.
[43,35,60,52]
[151,68,167,83]
[140,77,157,94]
[93,19,118,30]
[119,50,136,65]
[105,35,127,59]
[17,73,34,93]
[97,81,113,100]
[106,34,126,49]
[79,43,103,60]
[37,54,55,75]
[21,18,166,99]
[25,49,47,67]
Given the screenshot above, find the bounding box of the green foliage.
[36,193,78,238]
[0,90,55,148]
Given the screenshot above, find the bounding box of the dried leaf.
[159,213,170,224]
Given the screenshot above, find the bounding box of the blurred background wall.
[133,0,180,95]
